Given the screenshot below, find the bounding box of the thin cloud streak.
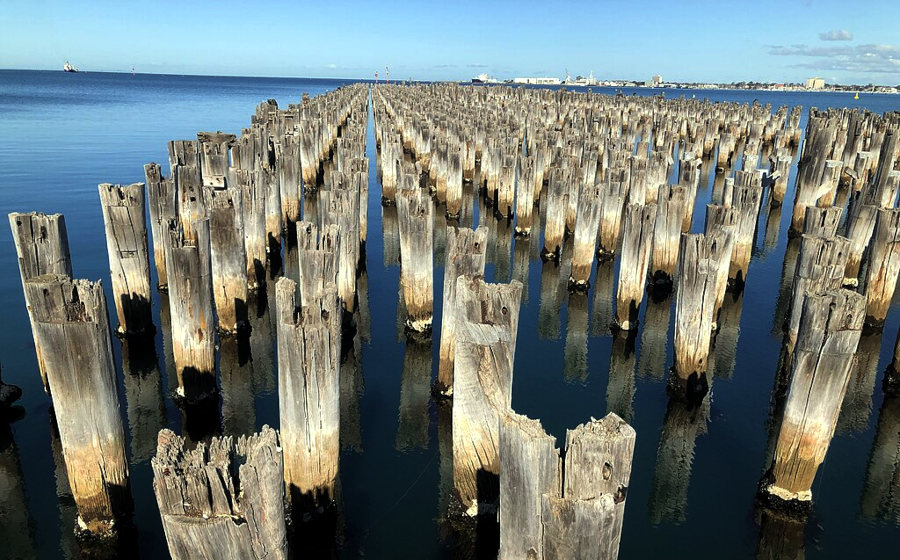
[768,43,900,74]
[819,29,853,41]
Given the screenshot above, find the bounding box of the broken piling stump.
[151,426,287,560]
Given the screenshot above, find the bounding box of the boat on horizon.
[472,73,501,84]
[63,61,78,73]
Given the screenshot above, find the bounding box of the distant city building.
[644,74,663,87]
[806,77,825,90]
[512,77,562,85]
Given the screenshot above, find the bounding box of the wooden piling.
[98,182,154,337]
[498,412,558,560]
[397,183,434,334]
[164,218,216,401]
[452,277,523,513]
[436,226,488,397]
[144,163,177,289]
[275,277,341,508]
[650,184,688,288]
[8,211,73,392]
[762,290,865,507]
[673,232,732,398]
[25,276,130,535]
[569,182,602,289]
[862,208,900,327]
[543,414,635,560]
[615,203,656,330]
[151,427,287,560]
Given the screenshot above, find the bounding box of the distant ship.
[63,61,78,73]
[563,70,598,87]
[472,73,501,84]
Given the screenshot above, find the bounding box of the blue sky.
[2,0,899,84]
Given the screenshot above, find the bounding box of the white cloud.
[819,30,853,41]
[768,43,900,74]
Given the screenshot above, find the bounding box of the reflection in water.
[563,292,589,383]
[512,234,532,303]
[434,208,448,271]
[649,393,710,524]
[538,260,562,340]
[396,279,408,342]
[248,292,276,398]
[607,330,636,423]
[219,335,256,438]
[49,410,79,559]
[120,340,166,463]
[159,292,179,396]
[754,507,806,560]
[836,331,882,434]
[0,419,36,559]
[437,401,453,525]
[382,205,400,267]
[861,394,900,523]
[637,294,671,380]
[494,217,513,283]
[341,330,364,453]
[357,267,371,343]
[538,238,572,340]
[763,199,783,253]
[479,196,497,268]
[711,291,744,380]
[396,340,432,450]
[590,259,615,336]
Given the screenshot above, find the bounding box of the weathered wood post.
[275,277,341,509]
[673,232,733,399]
[206,185,249,334]
[515,157,537,236]
[8,211,72,392]
[844,204,877,285]
[98,182,154,336]
[615,203,656,330]
[542,414,636,560]
[569,182,602,290]
[452,277,523,514]
[436,226,488,397]
[784,235,851,363]
[25,276,130,536]
[650,184,688,289]
[165,219,216,401]
[761,290,865,508]
[498,412,558,560]
[862,208,900,327]
[597,178,628,259]
[240,169,268,291]
[541,170,568,260]
[397,183,434,334]
[151,427,287,560]
[499,410,636,560]
[144,163,177,290]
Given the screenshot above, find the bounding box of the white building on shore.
[805,77,825,90]
[512,76,562,85]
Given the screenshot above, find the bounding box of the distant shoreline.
[2,69,898,95]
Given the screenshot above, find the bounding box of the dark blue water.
[1,70,899,559]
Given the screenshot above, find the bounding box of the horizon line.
[2,68,899,89]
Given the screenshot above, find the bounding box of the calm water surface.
[1,70,899,559]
